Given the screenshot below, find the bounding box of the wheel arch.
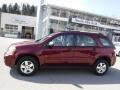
[93,56,111,66]
[15,54,40,67]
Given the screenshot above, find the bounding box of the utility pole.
[35,0,45,40]
[0,10,1,36]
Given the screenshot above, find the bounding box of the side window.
[100,38,112,47]
[76,35,96,46]
[114,36,118,42]
[118,36,120,42]
[49,34,74,46]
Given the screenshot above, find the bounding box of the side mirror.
[47,41,54,48]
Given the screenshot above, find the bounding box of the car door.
[73,34,98,64]
[41,34,75,64]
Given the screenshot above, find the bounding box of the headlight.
[5,46,16,56]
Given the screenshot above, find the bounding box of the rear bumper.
[111,55,116,66]
[115,49,119,55]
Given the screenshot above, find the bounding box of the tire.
[118,51,120,57]
[17,56,39,76]
[93,59,109,76]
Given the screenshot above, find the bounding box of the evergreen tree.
[8,4,13,13]
[1,4,8,13]
[22,4,27,15]
[26,4,31,15]
[35,6,37,16]
[1,3,37,16]
[30,5,36,16]
[13,3,20,14]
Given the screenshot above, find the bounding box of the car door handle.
[92,48,96,51]
[67,48,73,52]
[69,49,75,52]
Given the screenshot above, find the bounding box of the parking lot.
[0,37,120,90]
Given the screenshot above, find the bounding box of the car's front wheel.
[93,60,109,76]
[17,56,39,76]
[118,51,120,56]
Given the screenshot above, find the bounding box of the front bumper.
[4,54,16,67]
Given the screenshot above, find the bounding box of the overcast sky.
[0,0,120,19]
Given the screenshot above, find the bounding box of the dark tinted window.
[100,38,112,47]
[76,35,96,46]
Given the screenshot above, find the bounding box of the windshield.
[35,33,58,43]
[35,35,50,43]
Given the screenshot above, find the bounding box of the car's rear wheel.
[93,59,109,76]
[118,51,120,56]
[17,56,39,76]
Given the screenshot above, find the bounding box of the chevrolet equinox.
[4,31,116,76]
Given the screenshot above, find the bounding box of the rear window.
[100,37,112,47]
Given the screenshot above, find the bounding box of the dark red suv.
[4,31,116,76]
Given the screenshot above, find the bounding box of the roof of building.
[45,4,120,21]
[1,12,36,18]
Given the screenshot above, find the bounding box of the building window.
[51,8,60,16]
[100,18,107,25]
[94,17,101,22]
[50,19,58,30]
[77,24,83,27]
[50,19,58,24]
[77,13,86,19]
[60,10,67,18]
[99,27,104,31]
[114,36,118,42]
[59,21,67,26]
[70,11,78,17]
[4,24,18,34]
[113,36,120,42]
[85,15,94,21]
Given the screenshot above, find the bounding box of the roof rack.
[60,30,100,33]
[59,30,106,36]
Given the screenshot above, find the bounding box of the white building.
[1,4,120,40]
[36,4,120,39]
[0,12,36,39]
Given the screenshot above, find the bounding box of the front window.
[49,34,75,46]
[35,33,56,43]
